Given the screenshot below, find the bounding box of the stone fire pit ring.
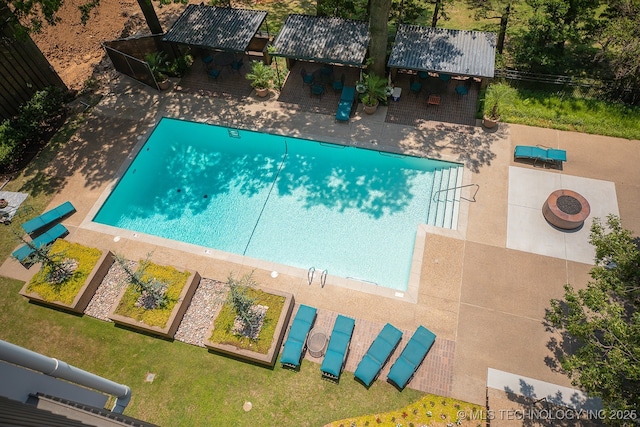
[542,189,591,230]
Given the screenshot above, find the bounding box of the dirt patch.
[30,0,193,91]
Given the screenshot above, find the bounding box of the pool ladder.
[307,267,328,288]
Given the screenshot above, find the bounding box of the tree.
[594,0,640,103]
[545,215,640,418]
[430,0,453,27]
[466,0,519,54]
[513,0,602,71]
[368,0,392,76]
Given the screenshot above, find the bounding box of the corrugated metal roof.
[387,25,496,78]
[163,5,267,52]
[271,15,369,66]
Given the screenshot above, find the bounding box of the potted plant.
[482,82,515,128]
[359,73,388,114]
[145,51,171,90]
[246,60,275,97]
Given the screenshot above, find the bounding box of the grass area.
[209,288,285,354]
[482,84,640,140]
[114,262,191,327]
[26,240,102,304]
[0,278,424,426]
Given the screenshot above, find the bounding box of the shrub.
[26,240,102,304]
[0,86,65,169]
[114,261,190,327]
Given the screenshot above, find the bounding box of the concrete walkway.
[1,75,639,407]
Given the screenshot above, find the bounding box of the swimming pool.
[93,118,461,291]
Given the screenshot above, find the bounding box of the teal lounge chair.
[354,323,403,387]
[514,145,567,168]
[335,86,355,122]
[320,315,355,381]
[21,201,75,235]
[12,223,69,263]
[281,304,317,369]
[387,326,436,389]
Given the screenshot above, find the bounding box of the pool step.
[426,165,463,230]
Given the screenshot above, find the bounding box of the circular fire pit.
[542,189,590,230]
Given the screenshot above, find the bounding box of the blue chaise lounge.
[320,314,355,381]
[387,325,436,389]
[514,145,567,168]
[281,304,317,369]
[21,201,76,235]
[12,223,69,263]
[335,86,355,122]
[354,323,403,387]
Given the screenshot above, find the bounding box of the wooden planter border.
[205,287,294,367]
[19,251,115,314]
[109,269,201,339]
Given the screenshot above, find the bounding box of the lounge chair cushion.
[12,223,69,262]
[321,315,355,379]
[354,323,403,386]
[21,201,75,235]
[547,148,567,162]
[514,145,567,165]
[387,326,436,389]
[281,340,304,366]
[280,304,317,368]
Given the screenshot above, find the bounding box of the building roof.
[163,5,267,52]
[387,25,496,78]
[271,14,370,66]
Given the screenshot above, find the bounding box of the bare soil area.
[30,0,192,91]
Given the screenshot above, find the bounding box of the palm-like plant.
[359,73,388,107]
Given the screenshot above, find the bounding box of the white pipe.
[0,339,131,413]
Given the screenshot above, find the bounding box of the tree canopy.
[545,215,640,419]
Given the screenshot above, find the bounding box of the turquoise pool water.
[94,118,458,291]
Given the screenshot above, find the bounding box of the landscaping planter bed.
[205,287,294,367]
[109,263,200,339]
[20,241,114,314]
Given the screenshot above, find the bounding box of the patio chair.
[207,68,222,81]
[21,201,75,236]
[514,145,567,168]
[335,86,355,122]
[201,54,214,70]
[320,315,355,381]
[354,323,403,387]
[438,73,451,82]
[231,59,244,74]
[418,70,429,80]
[300,67,314,87]
[455,85,469,96]
[387,325,436,389]
[332,73,345,93]
[409,76,422,97]
[12,223,69,264]
[311,84,324,100]
[281,304,317,369]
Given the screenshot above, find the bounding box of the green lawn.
[0,279,422,426]
[482,84,640,140]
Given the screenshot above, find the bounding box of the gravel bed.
[84,262,228,347]
[84,260,136,321]
[174,278,227,347]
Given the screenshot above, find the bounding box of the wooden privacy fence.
[0,4,67,120]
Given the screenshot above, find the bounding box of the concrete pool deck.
[2,76,639,409]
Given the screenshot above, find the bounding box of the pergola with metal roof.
[270,14,370,67]
[387,25,496,79]
[162,4,268,53]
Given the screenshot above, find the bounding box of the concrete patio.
[1,72,639,416]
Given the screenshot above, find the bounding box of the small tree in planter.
[482,82,516,128]
[246,61,275,97]
[226,272,265,338]
[113,253,171,309]
[359,73,388,114]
